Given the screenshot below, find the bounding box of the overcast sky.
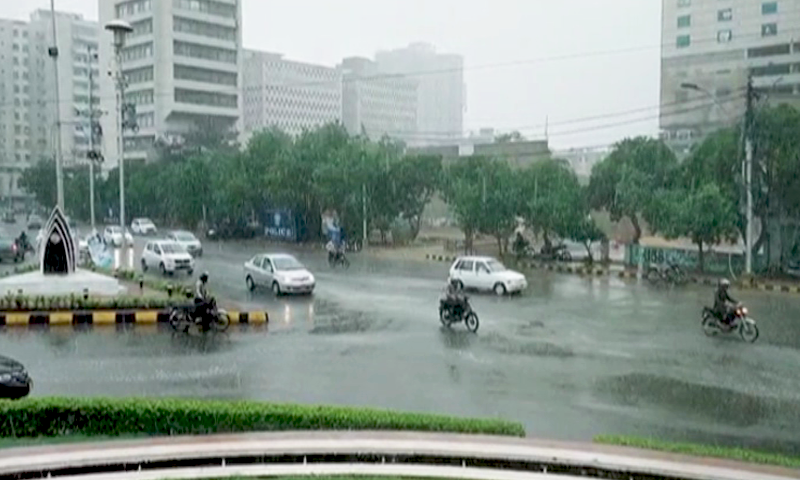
[7,0,662,150]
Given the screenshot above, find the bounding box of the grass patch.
[595,435,800,469]
[0,397,524,441]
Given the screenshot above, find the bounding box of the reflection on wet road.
[2,237,800,454]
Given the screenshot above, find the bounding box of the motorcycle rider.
[713,278,738,326]
[194,271,212,330]
[17,231,29,251]
[441,278,466,318]
[326,236,345,264]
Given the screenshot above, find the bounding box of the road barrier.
[0,431,793,480]
[424,254,800,294]
[0,310,268,327]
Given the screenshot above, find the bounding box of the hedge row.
[0,294,176,311]
[0,397,525,438]
[96,267,194,298]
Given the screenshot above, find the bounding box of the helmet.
[200,271,209,282]
[719,278,731,288]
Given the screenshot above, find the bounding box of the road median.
[0,310,267,327]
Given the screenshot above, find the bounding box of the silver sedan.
[244,253,315,296]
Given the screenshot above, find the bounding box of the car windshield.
[273,256,305,271]
[486,260,507,272]
[175,232,196,241]
[109,227,121,233]
[160,243,186,254]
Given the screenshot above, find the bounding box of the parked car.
[0,355,32,400]
[0,232,24,263]
[244,253,315,295]
[131,218,157,235]
[166,230,202,257]
[141,240,195,276]
[27,215,43,231]
[103,226,134,246]
[448,256,528,296]
[2,211,16,224]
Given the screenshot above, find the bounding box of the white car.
[103,226,134,246]
[243,253,315,295]
[141,240,195,276]
[131,218,157,235]
[166,230,202,257]
[449,256,528,296]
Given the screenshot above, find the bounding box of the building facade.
[340,56,418,145]
[242,49,341,140]
[98,0,242,165]
[375,43,465,146]
[554,146,611,179]
[660,0,800,153]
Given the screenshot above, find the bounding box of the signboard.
[264,209,297,242]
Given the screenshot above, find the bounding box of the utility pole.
[48,0,65,211]
[744,74,755,276]
[86,45,102,233]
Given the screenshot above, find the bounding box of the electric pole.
[87,45,103,233]
[49,0,65,211]
[744,74,755,276]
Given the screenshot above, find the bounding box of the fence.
[625,243,764,276]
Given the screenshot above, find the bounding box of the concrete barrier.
[0,431,794,480]
[0,310,268,327]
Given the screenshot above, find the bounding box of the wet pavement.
[1,234,800,454]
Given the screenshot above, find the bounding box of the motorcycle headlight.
[741,307,748,315]
[0,373,11,382]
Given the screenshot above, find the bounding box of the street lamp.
[105,19,132,265]
[49,0,65,211]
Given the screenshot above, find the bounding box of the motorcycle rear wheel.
[465,312,479,333]
[701,314,719,337]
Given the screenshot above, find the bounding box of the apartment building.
[375,43,465,146]
[340,56,418,145]
[660,0,800,153]
[98,0,242,165]
[0,19,32,203]
[242,49,341,140]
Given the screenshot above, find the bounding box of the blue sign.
[264,209,297,241]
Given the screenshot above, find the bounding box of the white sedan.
[449,256,528,296]
[131,218,157,235]
[166,230,202,257]
[244,253,315,295]
[103,226,134,246]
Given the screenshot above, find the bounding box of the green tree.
[19,159,57,209]
[440,156,494,253]
[390,154,442,240]
[648,183,738,271]
[588,137,678,243]
[520,159,584,246]
[477,161,519,255]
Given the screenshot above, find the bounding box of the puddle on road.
[595,372,800,428]
[480,331,575,359]
[308,301,394,335]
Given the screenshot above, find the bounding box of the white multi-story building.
[660,0,800,153]
[0,18,32,203]
[554,146,611,179]
[98,0,242,165]
[242,49,341,140]
[375,43,465,146]
[340,56,417,145]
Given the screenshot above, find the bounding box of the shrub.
[0,295,176,311]
[0,397,525,438]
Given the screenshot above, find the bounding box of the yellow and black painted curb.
[424,253,800,294]
[0,310,268,327]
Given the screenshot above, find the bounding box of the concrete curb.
[424,254,800,294]
[0,310,268,327]
[0,431,795,480]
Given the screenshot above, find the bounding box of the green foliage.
[0,397,525,438]
[0,293,172,311]
[595,435,800,468]
[520,159,586,242]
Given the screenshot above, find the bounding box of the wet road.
[1,233,800,454]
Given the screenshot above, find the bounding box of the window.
[174,88,237,108]
[173,64,237,86]
[718,8,732,21]
[115,0,152,17]
[129,19,153,38]
[121,42,153,61]
[748,43,790,57]
[677,0,690,6]
[762,2,778,14]
[717,29,732,43]
[677,15,691,28]
[173,16,236,41]
[173,0,237,19]
[173,41,236,64]
[676,35,691,48]
[762,23,778,37]
[458,261,474,271]
[124,66,154,84]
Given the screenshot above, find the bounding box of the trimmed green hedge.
[95,267,194,298]
[0,397,525,438]
[0,293,177,311]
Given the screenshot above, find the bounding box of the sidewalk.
[0,431,796,480]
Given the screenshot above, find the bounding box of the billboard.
[264,209,297,242]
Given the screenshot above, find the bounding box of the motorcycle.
[15,236,33,254]
[646,261,688,286]
[328,249,350,269]
[701,303,759,343]
[535,243,572,262]
[169,296,230,333]
[438,294,480,332]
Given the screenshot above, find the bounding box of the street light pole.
[744,74,755,276]
[48,0,65,211]
[87,45,100,232]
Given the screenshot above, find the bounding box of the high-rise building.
[340,56,418,145]
[660,0,800,154]
[98,0,242,165]
[375,43,465,146]
[242,49,342,140]
[0,18,33,203]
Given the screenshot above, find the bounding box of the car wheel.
[493,283,507,296]
[141,259,148,272]
[246,275,256,291]
[454,280,464,291]
[160,263,167,276]
[272,281,282,296]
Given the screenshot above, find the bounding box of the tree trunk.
[630,215,642,245]
[464,229,474,255]
[583,242,594,265]
[409,215,421,241]
[495,235,503,256]
[697,240,705,273]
